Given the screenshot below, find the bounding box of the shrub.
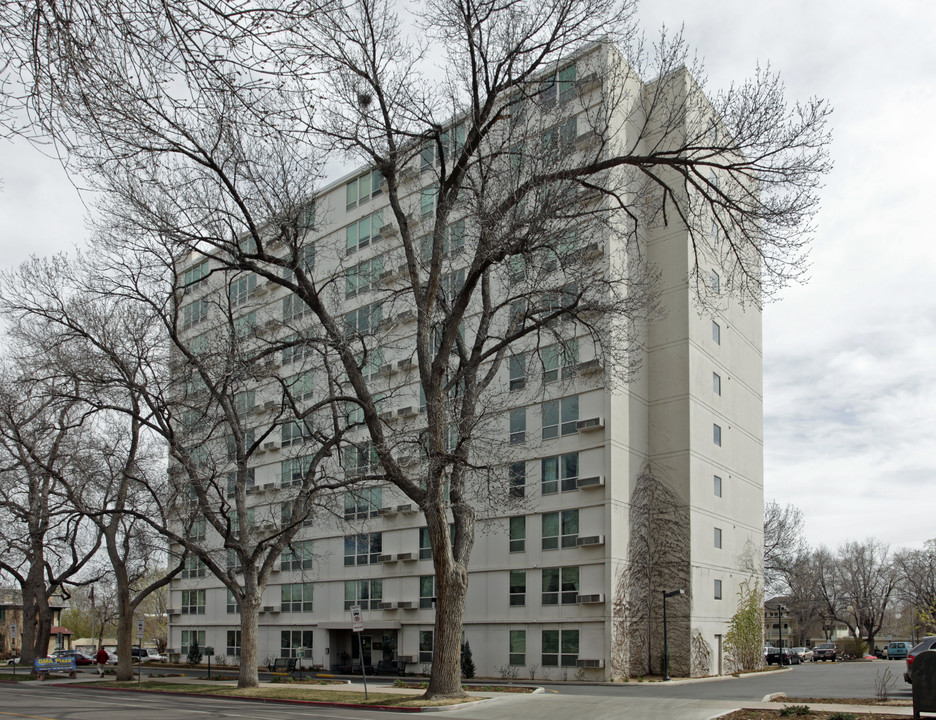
[461,640,476,679]
[827,713,857,720]
[723,579,764,672]
[186,639,203,665]
[779,705,811,716]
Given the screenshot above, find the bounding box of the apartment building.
[166,42,763,679]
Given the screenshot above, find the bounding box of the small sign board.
[350,605,364,632]
[136,619,144,639]
[35,657,76,674]
[912,650,936,719]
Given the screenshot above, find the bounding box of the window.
[714,579,723,600]
[344,442,380,476]
[281,455,313,487]
[282,335,311,365]
[509,408,526,444]
[542,628,578,667]
[181,589,205,615]
[542,342,578,383]
[233,390,255,415]
[227,549,243,573]
[344,302,383,336]
[714,475,722,498]
[509,516,526,553]
[713,372,721,396]
[508,299,527,330]
[281,629,314,658]
[181,556,206,579]
[283,294,309,322]
[345,210,384,254]
[226,630,242,657]
[542,509,578,550]
[346,170,383,210]
[344,532,382,565]
[712,320,721,344]
[344,487,382,519]
[509,461,525,497]
[713,424,722,446]
[710,270,720,293]
[181,298,209,329]
[509,630,526,665]
[187,516,206,542]
[356,346,384,379]
[346,255,385,298]
[281,583,314,612]
[183,260,210,291]
[345,579,382,610]
[509,570,526,607]
[508,255,526,285]
[509,355,526,391]
[419,630,433,663]
[288,371,315,401]
[714,527,723,549]
[281,540,314,571]
[419,527,433,560]
[180,630,205,657]
[280,500,313,528]
[541,396,579,439]
[283,244,316,280]
[229,274,256,307]
[542,567,579,605]
[420,186,438,217]
[282,418,313,446]
[541,453,578,494]
[227,507,254,534]
[226,589,239,614]
[419,576,436,609]
[232,311,256,338]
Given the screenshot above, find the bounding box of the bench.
[376,659,408,676]
[266,657,297,673]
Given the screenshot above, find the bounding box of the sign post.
[350,605,368,699]
[136,619,145,686]
[9,623,16,678]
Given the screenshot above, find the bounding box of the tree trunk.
[115,591,135,681]
[34,594,53,661]
[19,578,41,664]
[423,507,468,700]
[237,575,261,689]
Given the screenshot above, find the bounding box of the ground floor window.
[226,630,241,657]
[509,630,526,666]
[419,630,433,663]
[542,628,578,667]
[281,629,313,658]
[181,629,206,657]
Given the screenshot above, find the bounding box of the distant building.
[0,588,72,656]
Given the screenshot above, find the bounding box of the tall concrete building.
[167,42,763,679]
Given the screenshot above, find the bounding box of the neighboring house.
[167,42,763,678]
[0,588,72,656]
[764,597,801,648]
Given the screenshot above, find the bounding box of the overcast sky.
[1,0,934,552]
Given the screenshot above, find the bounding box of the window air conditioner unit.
[396,552,415,562]
[397,406,416,417]
[166,608,180,615]
[264,400,277,410]
[576,658,604,668]
[262,605,275,613]
[261,482,276,492]
[576,475,604,489]
[378,506,397,517]
[576,593,605,604]
[378,554,397,563]
[396,358,413,370]
[379,223,399,239]
[397,600,415,609]
[577,417,604,432]
[398,503,417,514]
[263,441,279,450]
[396,309,414,323]
[378,601,397,610]
[378,410,395,420]
[577,534,605,547]
[577,358,602,373]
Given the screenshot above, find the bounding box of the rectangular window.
[710,270,720,293]
[346,170,382,210]
[281,455,313,487]
[714,475,722,498]
[509,407,526,445]
[419,575,436,609]
[713,424,722,446]
[229,274,256,307]
[281,582,314,612]
[226,589,239,614]
[542,509,578,550]
[542,628,578,667]
[344,532,382,566]
[187,516,206,542]
[509,516,526,553]
[419,527,432,560]
[344,579,382,610]
[344,301,383,336]
[509,629,526,665]
[180,630,205,657]
[509,355,526,391]
[343,442,379,476]
[346,255,385,298]
[419,630,433,663]
[181,589,206,615]
[282,418,313,446]
[541,453,578,495]
[713,372,721,395]
[283,244,316,280]
[542,567,579,605]
[345,210,384,254]
[712,320,721,344]
[542,342,578,383]
[183,260,210,291]
[226,630,242,657]
[281,539,314,571]
[509,570,526,606]
[420,186,438,217]
[541,396,579,439]
[509,461,525,497]
[714,527,723,549]
[181,299,209,329]
[282,335,311,366]
[281,629,314,658]
[282,294,308,323]
[181,556,206,579]
[344,487,382,519]
[508,255,526,285]
[288,371,315,401]
[714,579,723,600]
[232,311,256,338]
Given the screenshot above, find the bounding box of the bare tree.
[0,0,831,697]
[763,500,807,595]
[894,539,936,636]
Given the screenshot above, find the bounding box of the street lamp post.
[663,589,685,681]
[777,604,787,664]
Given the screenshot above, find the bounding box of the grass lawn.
[0,672,37,682]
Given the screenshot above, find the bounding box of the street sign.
[9,623,16,639]
[136,619,144,639]
[350,605,364,632]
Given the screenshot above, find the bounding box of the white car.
[792,647,814,662]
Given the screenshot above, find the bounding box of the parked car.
[905,637,936,683]
[813,643,838,661]
[766,646,801,666]
[5,657,23,665]
[50,650,94,666]
[106,652,118,665]
[792,647,814,662]
[130,648,165,662]
[887,641,912,660]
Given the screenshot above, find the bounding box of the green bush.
[186,639,203,665]
[779,705,811,717]
[840,638,866,658]
[827,713,857,720]
[460,640,476,679]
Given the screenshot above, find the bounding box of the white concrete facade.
[167,44,763,679]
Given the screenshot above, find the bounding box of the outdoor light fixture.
[663,589,685,681]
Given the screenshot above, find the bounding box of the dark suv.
[813,643,838,662]
[905,637,936,683]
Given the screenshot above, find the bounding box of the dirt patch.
[776,698,911,707]
[720,710,908,720]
